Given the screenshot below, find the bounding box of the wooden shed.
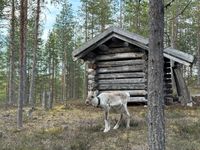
[72,27,194,104]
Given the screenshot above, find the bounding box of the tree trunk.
[8,0,15,105]
[62,50,67,102]
[51,58,55,107]
[148,0,165,150]
[18,0,27,128]
[29,0,40,107]
[197,3,200,86]
[23,0,28,105]
[119,0,123,28]
[136,0,141,32]
[171,8,178,49]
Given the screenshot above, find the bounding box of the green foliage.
[123,0,149,37]
[0,0,5,18]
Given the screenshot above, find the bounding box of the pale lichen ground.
[0,100,200,150]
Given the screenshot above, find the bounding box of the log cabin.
[72,27,194,104]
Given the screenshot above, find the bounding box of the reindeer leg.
[103,110,110,133]
[124,104,130,128]
[113,113,123,129]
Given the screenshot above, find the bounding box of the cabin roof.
[73,26,194,66]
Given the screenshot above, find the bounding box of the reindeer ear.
[94,90,99,96]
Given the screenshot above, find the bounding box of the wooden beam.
[164,74,171,78]
[97,72,146,79]
[97,65,145,73]
[97,59,145,67]
[129,97,147,102]
[173,67,192,105]
[98,84,146,90]
[99,90,147,96]
[97,47,132,54]
[96,52,144,61]
[164,53,191,66]
[164,47,194,64]
[98,78,147,84]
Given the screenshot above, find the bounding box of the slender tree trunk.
[23,0,28,105]
[171,8,178,49]
[136,0,141,31]
[51,58,55,107]
[85,1,88,42]
[197,3,200,86]
[148,0,165,150]
[83,2,89,99]
[18,0,27,128]
[119,0,123,28]
[91,14,94,38]
[29,0,41,107]
[62,50,67,102]
[8,0,15,105]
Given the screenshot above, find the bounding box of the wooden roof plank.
[72,26,194,65]
[164,47,194,64]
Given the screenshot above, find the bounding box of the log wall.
[86,43,148,103]
[164,58,173,103]
[87,43,174,103]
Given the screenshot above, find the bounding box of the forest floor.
[1,99,200,150]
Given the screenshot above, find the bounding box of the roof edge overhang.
[72,27,194,66]
[72,26,149,61]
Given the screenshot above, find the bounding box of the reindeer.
[85,91,131,133]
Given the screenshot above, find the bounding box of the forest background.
[0,0,200,107]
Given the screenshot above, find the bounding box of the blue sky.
[42,0,81,41]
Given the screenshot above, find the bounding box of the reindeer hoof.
[113,125,119,130]
[103,128,110,133]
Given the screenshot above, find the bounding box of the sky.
[42,0,81,41]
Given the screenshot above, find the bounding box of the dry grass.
[0,100,200,150]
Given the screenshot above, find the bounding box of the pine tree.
[29,0,41,108]
[8,0,15,105]
[18,0,28,128]
[148,0,165,149]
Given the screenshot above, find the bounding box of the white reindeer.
[85,91,131,133]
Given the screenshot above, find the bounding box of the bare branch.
[165,0,175,9]
[168,0,192,21]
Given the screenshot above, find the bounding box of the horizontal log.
[98,84,146,90]
[164,95,173,99]
[96,52,144,61]
[129,97,147,103]
[88,75,95,80]
[164,90,173,94]
[97,65,145,73]
[88,80,95,84]
[164,74,171,78]
[97,47,132,54]
[98,72,146,79]
[87,68,95,73]
[164,84,172,88]
[164,63,171,68]
[99,90,147,96]
[108,40,129,48]
[164,78,172,83]
[164,68,171,73]
[97,59,145,67]
[98,78,147,84]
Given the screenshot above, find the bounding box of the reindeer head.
[85,90,98,105]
